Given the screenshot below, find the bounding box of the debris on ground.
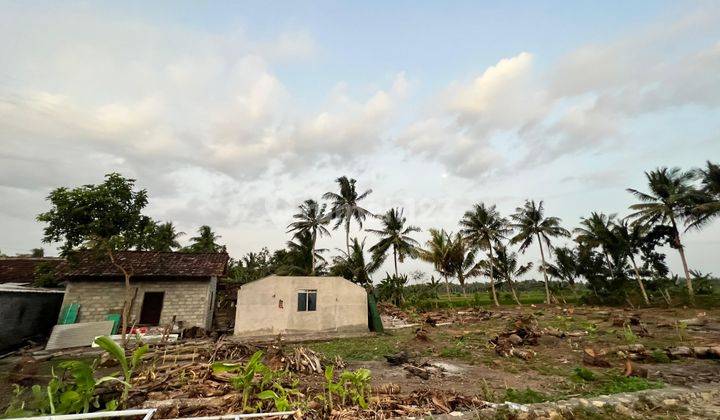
[583,347,612,367]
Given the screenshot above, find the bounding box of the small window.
[297,289,317,312]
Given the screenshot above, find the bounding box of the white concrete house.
[234,276,368,337]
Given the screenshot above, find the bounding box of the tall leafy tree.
[377,273,408,306]
[545,246,579,297]
[37,173,148,342]
[510,200,570,304]
[367,208,421,276]
[330,238,385,288]
[574,212,617,277]
[459,203,511,306]
[418,228,455,297]
[689,161,720,229]
[287,199,331,275]
[475,245,531,305]
[612,220,650,304]
[323,176,373,254]
[186,225,223,253]
[149,222,184,252]
[446,233,476,296]
[626,167,698,298]
[277,230,328,276]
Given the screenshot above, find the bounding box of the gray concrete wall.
[61,279,215,329]
[234,276,368,336]
[0,291,64,351]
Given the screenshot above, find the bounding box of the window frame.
[297,289,317,312]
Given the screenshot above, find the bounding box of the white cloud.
[398,9,720,179]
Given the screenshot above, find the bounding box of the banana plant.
[93,336,149,406]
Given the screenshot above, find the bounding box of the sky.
[1,0,719,283]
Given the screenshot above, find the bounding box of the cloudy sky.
[1,0,719,281]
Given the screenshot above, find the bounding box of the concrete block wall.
[61,279,214,328]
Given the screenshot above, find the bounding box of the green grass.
[502,387,551,404]
[439,343,471,359]
[305,333,404,361]
[413,290,578,311]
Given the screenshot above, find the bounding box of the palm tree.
[459,203,511,307]
[545,246,579,297]
[187,225,222,253]
[475,245,531,306]
[330,238,385,288]
[612,220,650,304]
[626,167,697,298]
[510,200,570,304]
[574,212,617,276]
[278,230,327,275]
[152,222,184,252]
[418,228,455,297]
[287,199,331,275]
[323,176,373,255]
[367,208,421,276]
[446,233,477,296]
[689,161,720,229]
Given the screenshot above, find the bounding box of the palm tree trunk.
[507,277,521,306]
[345,220,351,256]
[487,245,499,307]
[443,274,450,297]
[536,234,551,305]
[393,247,398,277]
[629,255,649,305]
[670,216,694,300]
[310,230,317,276]
[603,249,616,281]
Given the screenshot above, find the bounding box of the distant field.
[411,290,580,310]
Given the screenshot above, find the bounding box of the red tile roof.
[59,251,228,278]
[0,258,61,284]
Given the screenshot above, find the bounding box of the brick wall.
[61,278,214,328]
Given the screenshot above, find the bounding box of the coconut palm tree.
[151,222,184,252]
[626,167,698,298]
[446,233,476,296]
[510,200,570,304]
[418,228,455,297]
[475,245,531,306]
[323,176,373,255]
[459,203,511,307]
[187,225,223,253]
[574,212,617,275]
[545,246,579,297]
[612,220,650,304]
[287,199,331,275]
[278,230,328,276]
[330,238,385,288]
[689,161,720,229]
[367,208,421,276]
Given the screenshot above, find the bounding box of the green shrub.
[502,387,550,404]
[572,366,596,382]
[650,349,671,364]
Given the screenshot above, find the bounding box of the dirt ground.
[2,304,720,418]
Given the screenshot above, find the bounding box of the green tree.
[446,233,477,297]
[612,220,651,304]
[545,246,579,297]
[510,200,570,304]
[689,161,720,229]
[148,222,184,252]
[37,173,148,342]
[367,208,421,276]
[323,176,373,255]
[459,203,511,306]
[287,199,331,275]
[377,273,408,306]
[330,238,385,288]
[277,230,328,276]
[574,212,618,278]
[626,167,698,299]
[418,228,455,297]
[475,245,531,305]
[186,225,223,253]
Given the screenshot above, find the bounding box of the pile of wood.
[490,314,542,360]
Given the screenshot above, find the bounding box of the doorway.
[139,291,164,325]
